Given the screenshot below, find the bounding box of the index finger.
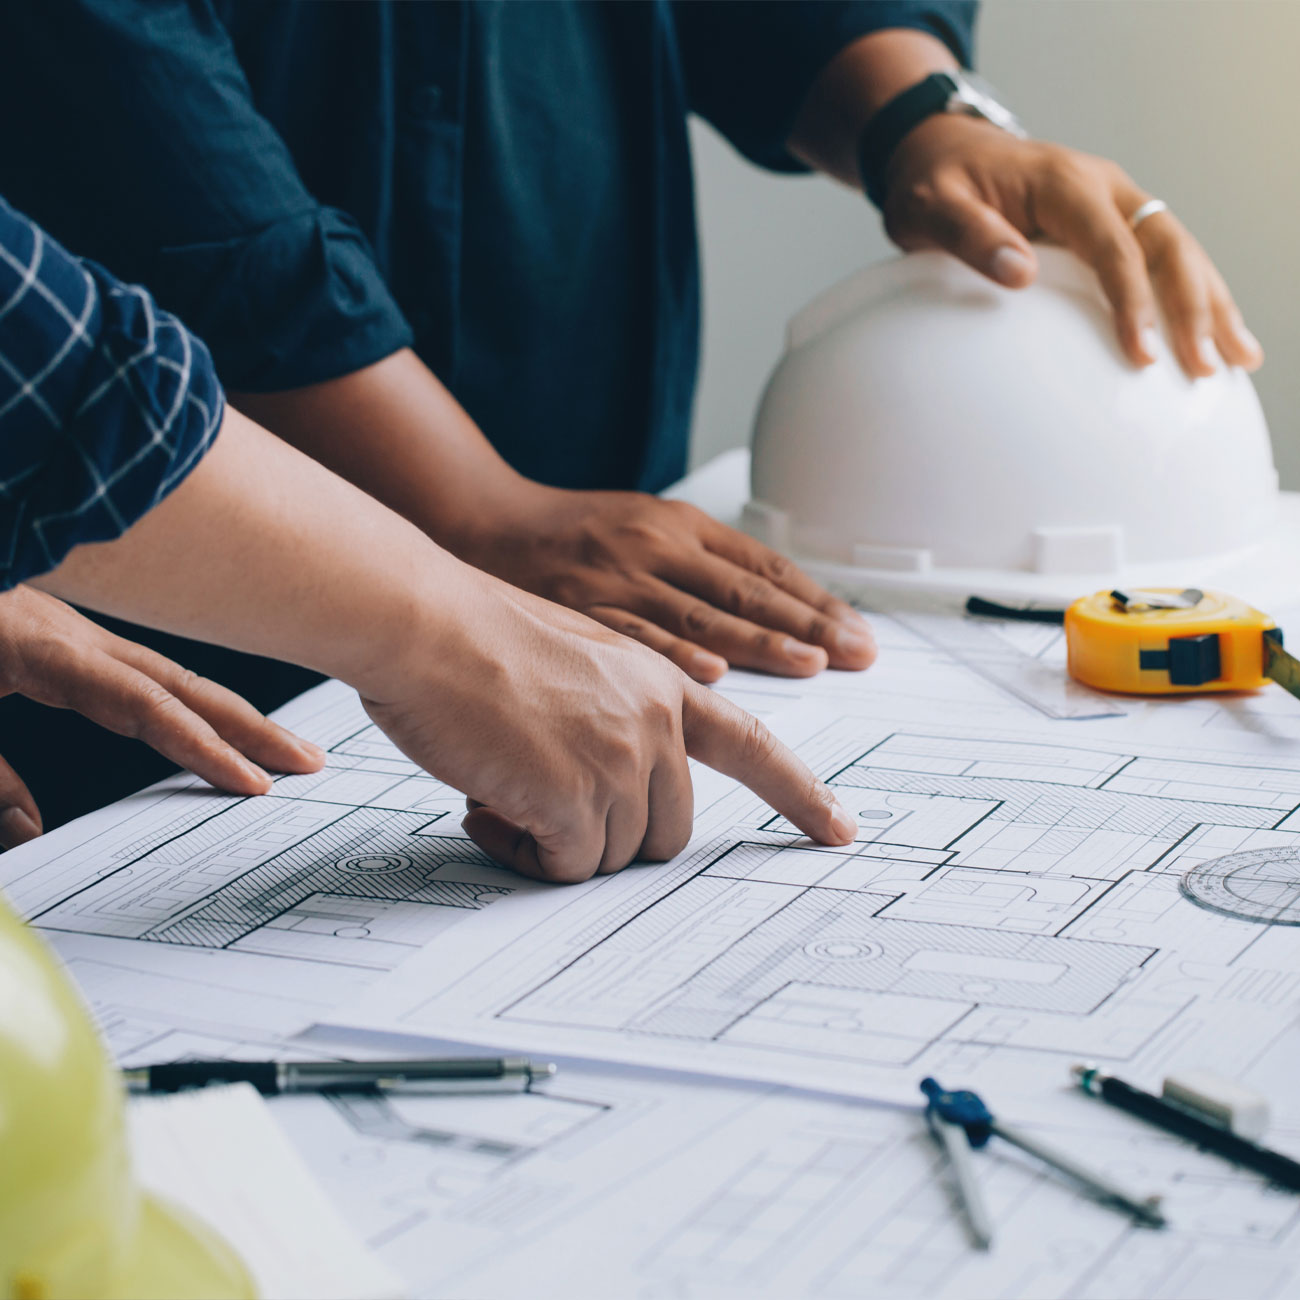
[682,683,857,845]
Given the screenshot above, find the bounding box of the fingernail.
[0,807,41,849]
[299,740,326,762]
[990,246,1033,286]
[830,800,858,843]
[783,638,827,668]
[690,650,728,680]
[1232,320,1263,359]
[241,760,272,790]
[1198,337,1219,371]
[1138,326,1161,363]
[832,623,875,661]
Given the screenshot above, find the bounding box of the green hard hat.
[0,895,255,1300]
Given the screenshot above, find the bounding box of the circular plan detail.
[1180,847,1300,925]
[337,854,413,875]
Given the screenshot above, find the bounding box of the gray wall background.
[688,0,1300,484]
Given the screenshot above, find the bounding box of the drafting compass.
[920,1078,1166,1251]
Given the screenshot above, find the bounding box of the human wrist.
[320,545,474,702]
[436,475,568,574]
[789,28,958,185]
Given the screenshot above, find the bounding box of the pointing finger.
[681,683,856,845]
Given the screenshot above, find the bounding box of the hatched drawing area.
[26,709,514,968]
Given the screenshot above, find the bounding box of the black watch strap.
[857,71,959,209]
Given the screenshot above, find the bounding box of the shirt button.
[407,85,444,120]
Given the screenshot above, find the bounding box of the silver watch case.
[942,70,1028,139]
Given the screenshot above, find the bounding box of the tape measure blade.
[1265,639,1300,701]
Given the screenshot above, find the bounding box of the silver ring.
[1129,198,1169,232]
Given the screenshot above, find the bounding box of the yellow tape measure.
[1064,588,1300,698]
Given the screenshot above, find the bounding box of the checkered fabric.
[0,195,223,590]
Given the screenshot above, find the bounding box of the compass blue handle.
[921,1077,995,1147]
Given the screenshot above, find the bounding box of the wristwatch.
[857,70,1027,209]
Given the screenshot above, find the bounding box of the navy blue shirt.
[0,1,974,492]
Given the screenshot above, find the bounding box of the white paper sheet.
[131,1083,403,1300]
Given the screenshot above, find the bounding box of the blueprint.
[334,706,1300,1109]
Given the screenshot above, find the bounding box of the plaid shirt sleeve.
[0,195,224,590]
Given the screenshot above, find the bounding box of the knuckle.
[748,628,783,660]
[644,692,680,740]
[1103,158,1133,188]
[1042,149,1086,188]
[739,713,779,767]
[170,665,208,699]
[884,178,943,237]
[127,680,185,735]
[680,602,717,641]
[756,549,794,586]
[663,498,704,528]
[804,614,833,647]
[722,575,770,618]
[548,570,598,611]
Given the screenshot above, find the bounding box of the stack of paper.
[130,1083,404,1300]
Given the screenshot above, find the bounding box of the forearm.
[787,28,958,187]
[230,349,541,555]
[35,406,482,700]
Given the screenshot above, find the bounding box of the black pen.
[123,1055,557,1096]
[1073,1065,1300,1191]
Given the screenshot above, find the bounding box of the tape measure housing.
[1065,589,1275,695]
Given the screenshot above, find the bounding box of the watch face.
[947,71,1027,138]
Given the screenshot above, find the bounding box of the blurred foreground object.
[745,249,1295,607]
[0,896,253,1300]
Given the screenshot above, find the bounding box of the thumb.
[892,182,1037,288]
[681,684,857,845]
[0,751,42,849]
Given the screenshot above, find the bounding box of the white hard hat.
[744,248,1297,608]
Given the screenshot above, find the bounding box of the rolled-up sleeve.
[0,198,224,590]
[672,1,977,172]
[0,0,411,392]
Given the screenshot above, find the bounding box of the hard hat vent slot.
[851,542,933,573]
[1031,525,1123,575]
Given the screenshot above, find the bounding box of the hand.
[881,114,1264,378]
[454,487,877,683]
[0,586,325,847]
[360,570,859,882]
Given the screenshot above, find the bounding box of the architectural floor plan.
[336,708,1300,1108]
